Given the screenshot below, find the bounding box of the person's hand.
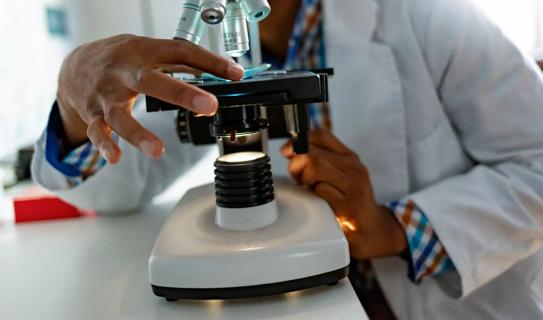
[281,129,407,259]
[57,34,245,164]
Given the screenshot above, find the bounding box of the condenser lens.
[218,152,266,163]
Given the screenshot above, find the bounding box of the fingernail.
[195,113,214,118]
[227,62,245,79]
[99,145,115,163]
[192,95,217,114]
[140,140,164,158]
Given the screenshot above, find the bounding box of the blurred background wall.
[0,0,542,160]
[475,0,543,60]
[0,0,180,159]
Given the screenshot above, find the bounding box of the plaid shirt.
[282,0,330,130]
[277,0,454,282]
[45,0,454,283]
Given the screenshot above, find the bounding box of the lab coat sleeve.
[40,102,108,187]
[31,99,211,214]
[408,0,543,298]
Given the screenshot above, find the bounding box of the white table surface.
[0,198,368,320]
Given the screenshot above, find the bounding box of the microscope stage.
[146,71,329,111]
[148,177,350,300]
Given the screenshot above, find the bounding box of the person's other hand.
[57,34,244,164]
[281,129,407,259]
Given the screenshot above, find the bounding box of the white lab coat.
[32,0,543,318]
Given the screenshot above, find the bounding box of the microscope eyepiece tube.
[222,0,250,57]
[174,0,205,43]
[201,0,227,24]
[239,0,270,23]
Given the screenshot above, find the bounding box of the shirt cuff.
[45,101,107,187]
[387,199,456,283]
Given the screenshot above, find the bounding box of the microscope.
[147,0,350,301]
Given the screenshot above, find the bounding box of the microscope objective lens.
[174,0,204,43]
[201,0,226,24]
[222,1,250,57]
[239,0,270,23]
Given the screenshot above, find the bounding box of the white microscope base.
[148,177,350,300]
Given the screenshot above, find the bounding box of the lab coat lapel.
[322,0,409,203]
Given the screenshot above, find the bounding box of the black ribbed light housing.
[214,152,275,208]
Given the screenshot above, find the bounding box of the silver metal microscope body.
[173,0,272,159]
[174,0,270,58]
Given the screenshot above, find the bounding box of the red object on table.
[13,196,84,223]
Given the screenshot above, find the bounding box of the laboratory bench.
[0,194,368,320]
